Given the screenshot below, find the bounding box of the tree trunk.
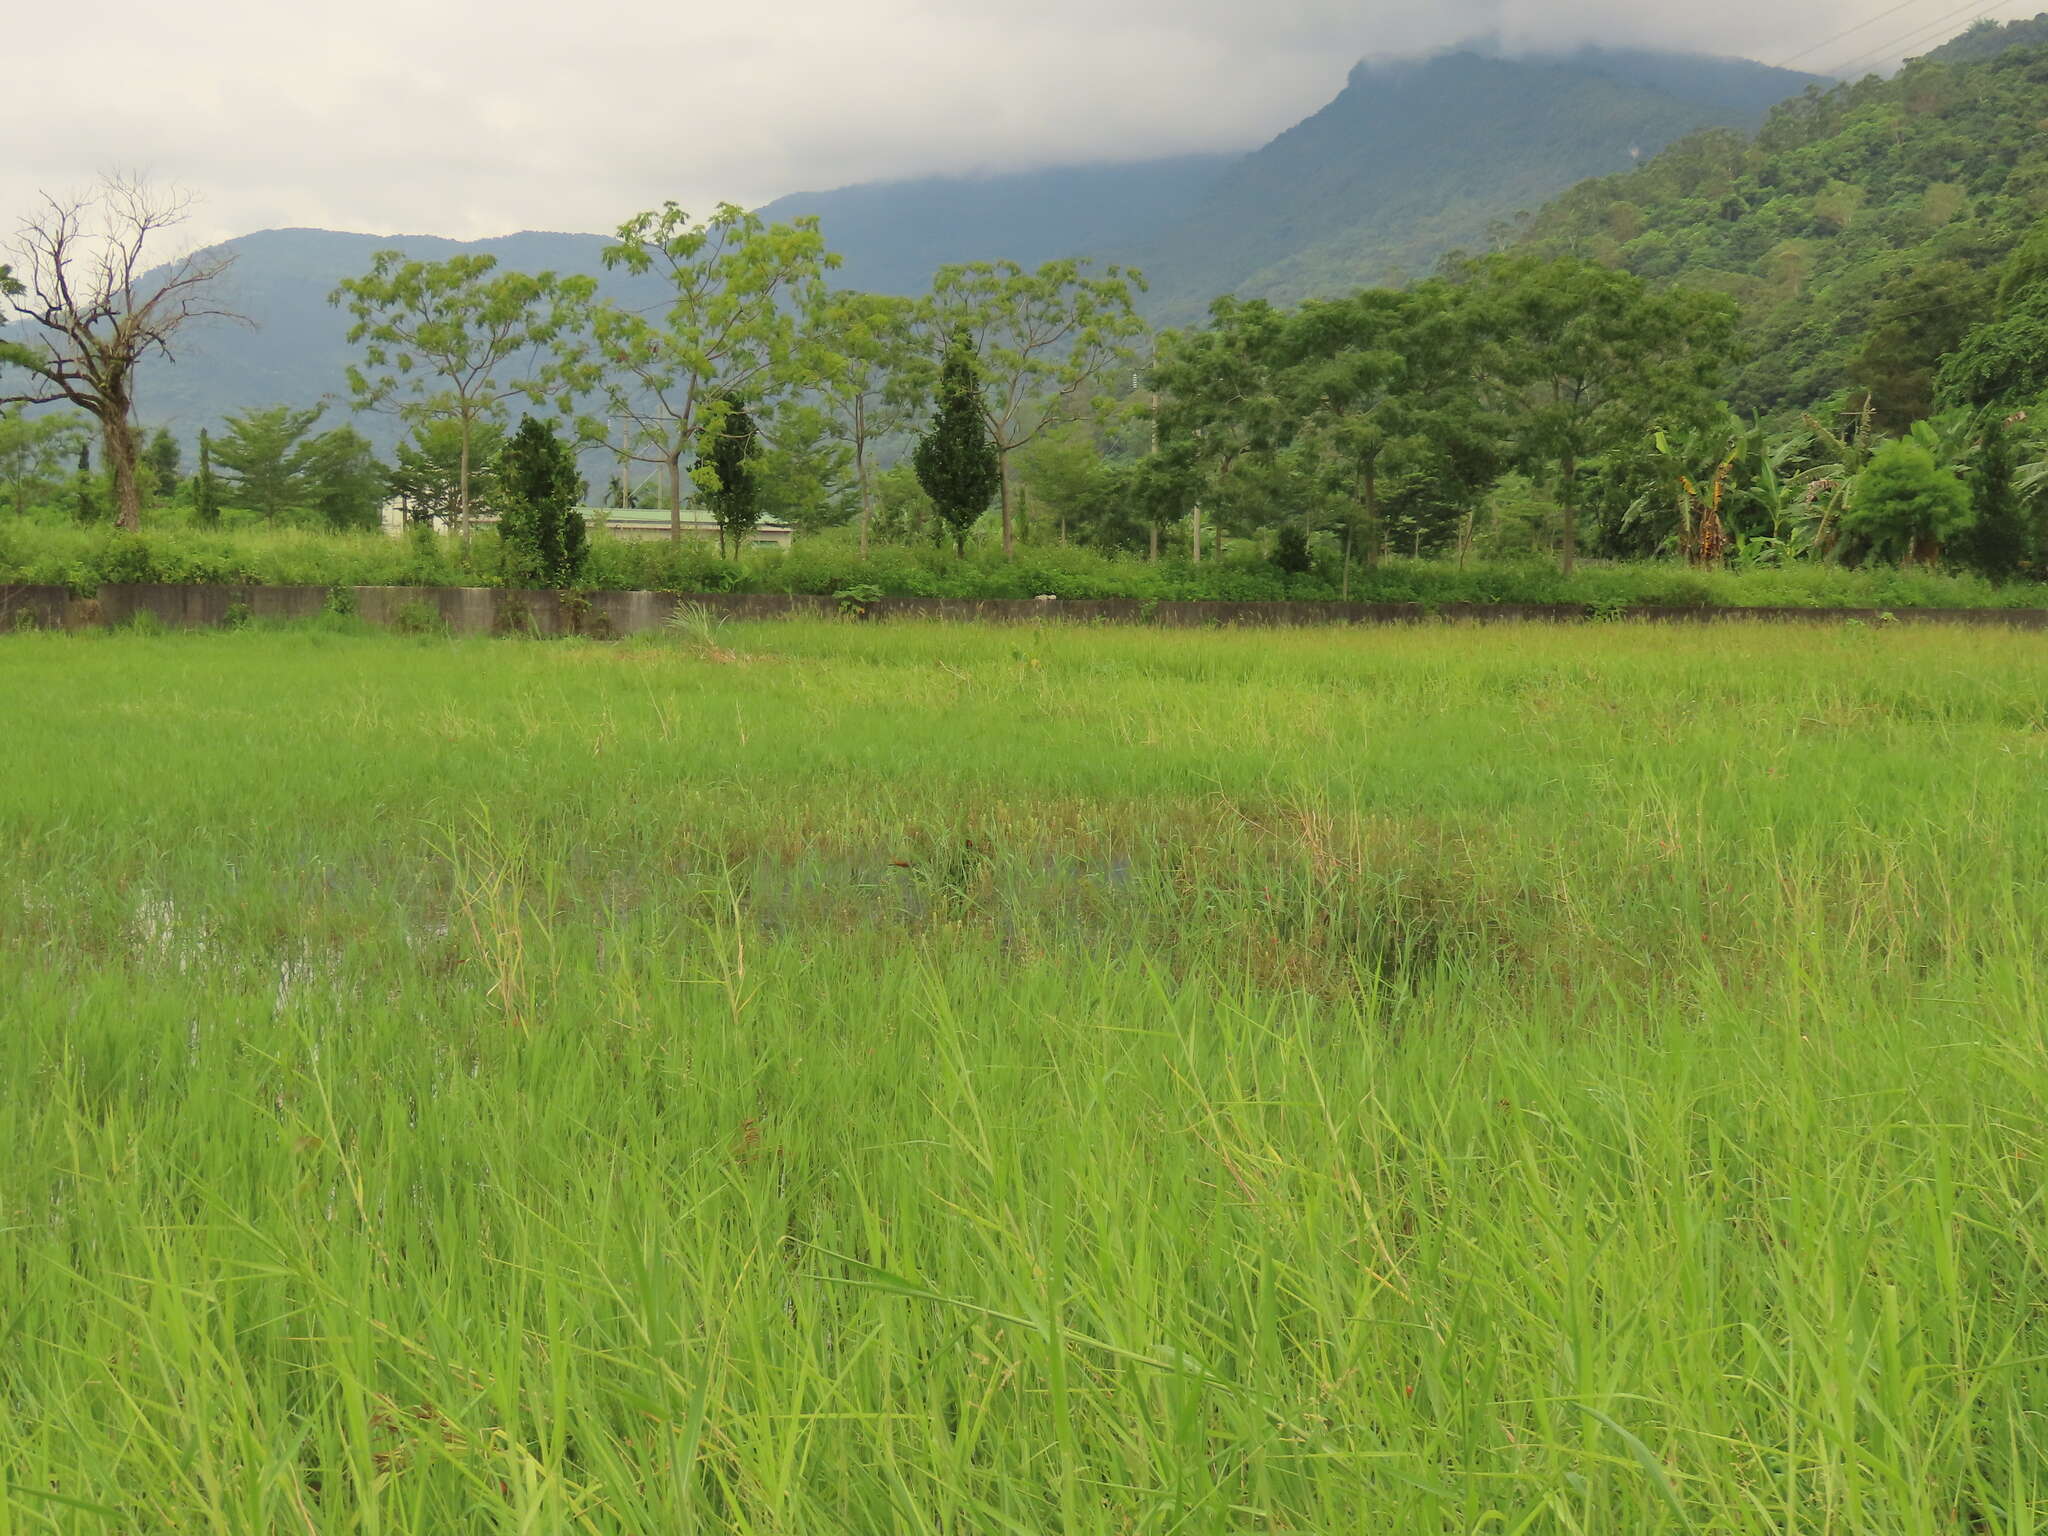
[1191,504,1201,564]
[998,451,1014,558]
[854,397,872,561]
[1361,465,1381,570]
[102,396,142,531]
[668,455,684,547]
[1558,454,1578,576]
[457,419,474,549]
[1148,520,1159,561]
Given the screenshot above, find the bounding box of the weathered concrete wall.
[98,584,331,628]
[0,586,74,631]
[6,583,2048,636]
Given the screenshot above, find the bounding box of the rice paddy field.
[2,615,2046,1534]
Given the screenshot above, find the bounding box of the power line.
[1773,0,1928,69]
[1825,0,2024,78]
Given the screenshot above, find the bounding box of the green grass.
[2,619,2045,1532]
[7,517,2048,607]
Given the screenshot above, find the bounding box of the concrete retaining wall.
[4,583,2047,635]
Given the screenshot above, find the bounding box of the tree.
[913,332,1002,555]
[495,415,588,587]
[1851,261,1995,431]
[71,440,100,524]
[573,203,838,543]
[1456,253,1737,573]
[811,290,923,557]
[211,404,327,520]
[333,253,591,537]
[753,403,854,534]
[142,428,181,502]
[0,407,89,516]
[388,420,507,527]
[304,426,388,531]
[193,428,220,526]
[1151,298,1290,550]
[1953,410,2033,578]
[1842,439,1974,565]
[0,177,241,529]
[927,258,1148,557]
[693,398,763,558]
[1271,525,1313,574]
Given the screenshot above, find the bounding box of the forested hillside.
[1521,26,2048,423]
[1126,47,1819,319]
[753,156,1233,297]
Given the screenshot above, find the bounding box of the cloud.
[0,0,2016,247]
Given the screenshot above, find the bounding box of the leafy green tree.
[811,290,923,557]
[870,462,937,546]
[1936,227,2048,413]
[927,257,1148,557]
[193,428,220,526]
[212,404,325,520]
[142,428,181,502]
[495,415,588,587]
[1842,439,1975,565]
[0,407,89,516]
[573,203,837,543]
[388,420,507,527]
[1850,262,1995,432]
[913,332,1002,555]
[0,177,240,528]
[754,404,854,534]
[304,426,388,531]
[1150,298,1289,542]
[1456,253,1737,573]
[333,253,591,537]
[695,398,763,558]
[1270,525,1313,575]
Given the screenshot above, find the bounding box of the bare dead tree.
[0,177,243,528]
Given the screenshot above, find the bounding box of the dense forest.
[1521,19,2048,423]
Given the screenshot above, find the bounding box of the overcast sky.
[3,0,2033,247]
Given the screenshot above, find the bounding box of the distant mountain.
[1123,46,1824,319]
[133,228,626,448]
[133,159,1234,445]
[755,155,1235,295]
[109,44,1825,443]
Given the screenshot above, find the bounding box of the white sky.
[3,0,2037,247]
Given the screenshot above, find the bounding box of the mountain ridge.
[63,43,1824,443]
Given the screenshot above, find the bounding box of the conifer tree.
[495,415,587,588]
[913,331,1001,556]
[695,397,762,559]
[193,428,219,526]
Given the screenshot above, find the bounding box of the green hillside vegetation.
[1129,47,1819,319]
[1923,12,2048,64]
[1520,35,2048,424]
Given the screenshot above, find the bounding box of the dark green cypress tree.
[697,397,761,559]
[193,429,220,526]
[1956,411,2032,580]
[912,330,1000,556]
[496,415,587,588]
